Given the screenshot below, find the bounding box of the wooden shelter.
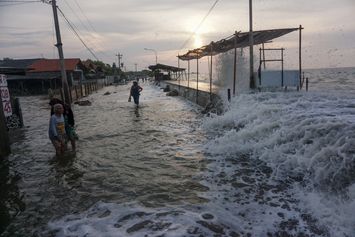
[148,63,185,82]
[178,26,303,100]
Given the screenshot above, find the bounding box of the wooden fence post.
[0,94,11,158]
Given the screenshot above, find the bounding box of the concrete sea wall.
[159,80,221,109]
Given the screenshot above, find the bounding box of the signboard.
[2,101,12,117]
[1,87,10,101]
[259,70,300,87]
[0,74,7,87]
[0,74,12,117]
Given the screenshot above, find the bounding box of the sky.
[0,0,354,72]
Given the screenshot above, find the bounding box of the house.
[27,58,85,85]
[0,58,85,95]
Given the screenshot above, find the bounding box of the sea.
[0,67,354,237]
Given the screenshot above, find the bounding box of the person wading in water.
[128,81,143,106]
[48,103,66,156]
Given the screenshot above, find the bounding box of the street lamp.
[144,48,158,65]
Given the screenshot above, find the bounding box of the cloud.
[0,0,354,69]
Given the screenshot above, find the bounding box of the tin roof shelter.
[148,63,186,82]
[178,28,299,60]
[178,26,303,101]
[148,63,185,72]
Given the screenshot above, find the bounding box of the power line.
[63,0,92,33]
[62,0,110,59]
[0,0,39,2]
[57,6,100,61]
[0,0,40,7]
[179,0,220,50]
[72,0,98,34]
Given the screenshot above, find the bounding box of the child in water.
[49,98,78,152]
[48,103,66,156]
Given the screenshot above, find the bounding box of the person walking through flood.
[128,81,143,106]
[49,98,78,152]
[63,103,78,152]
[48,103,66,156]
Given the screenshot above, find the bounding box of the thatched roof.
[178,28,299,61]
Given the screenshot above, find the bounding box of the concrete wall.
[160,81,221,108]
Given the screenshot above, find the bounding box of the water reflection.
[134,106,140,118]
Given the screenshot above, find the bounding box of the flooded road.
[1,83,209,236]
[2,76,345,236]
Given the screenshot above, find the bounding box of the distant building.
[82,59,104,79]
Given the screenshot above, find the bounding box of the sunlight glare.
[193,34,203,48]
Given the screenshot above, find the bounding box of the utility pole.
[144,48,157,65]
[116,53,123,70]
[51,0,71,105]
[135,63,137,72]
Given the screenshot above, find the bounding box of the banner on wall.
[0,74,12,117]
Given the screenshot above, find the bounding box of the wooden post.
[69,86,73,103]
[259,48,262,86]
[196,57,199,104]
[0,92,11,158]
[249,0,255,89]
[262,43,266,69]
[74,85,78,100]
[41,80,45,94]
[233,32,237,96]
[281,48,284,87]
[188,60,190,88]
[178,55,181,93]
[298,24,303,90]
[210,42,213,101]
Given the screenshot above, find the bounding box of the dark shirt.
[130,85,142,96]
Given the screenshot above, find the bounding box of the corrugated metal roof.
[178,28,299,61]
[28,58,82,72]
[148,63,185,72]
[0,58,42,69]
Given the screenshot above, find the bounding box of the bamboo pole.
[210,43,213,101]
[299,25,303,90]
[196,57,199,104]
[233,31,237,95]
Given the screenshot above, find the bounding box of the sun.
[193,34,203,48]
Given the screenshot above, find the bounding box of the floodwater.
[1,83,209,236]
[2,68,354,237]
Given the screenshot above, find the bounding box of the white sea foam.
[201,79,355,236]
